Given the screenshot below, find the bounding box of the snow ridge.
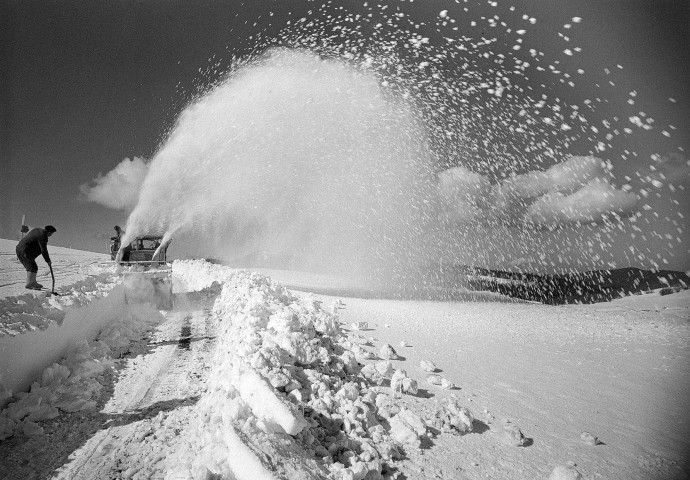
[169,268,437,479]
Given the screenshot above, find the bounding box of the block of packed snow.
[419,360,437,372]
[390,369,418,395]
[222,423,277,480]
[375,361,395,377]
[548,464,582,480]
[437,398,474,433]
[237,369,308,435]
[265,369,290,388]
[379,344,401,360]
[360,364,384,385]
[375,393,400,419]
[440,377,455,389]
[580,431,600,445]
[389,408,426,448]
[40,364,71,386]
[0,415,16,440]
[351,344,375,361]
[340,350,360,374]
[502,422,527,446]
[336,382,360,401]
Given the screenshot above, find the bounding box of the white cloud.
[79,157,149,211]
[546,155,608,193]
[437,155,638,228]
[437,166,492,201]
[488,171,551,223]
[524,179,639,226]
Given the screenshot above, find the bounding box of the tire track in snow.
[53,303,216,480]
[132,310,213,410]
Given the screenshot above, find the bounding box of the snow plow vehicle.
[110,235,174,310]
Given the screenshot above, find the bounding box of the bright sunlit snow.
[1,242,688,479]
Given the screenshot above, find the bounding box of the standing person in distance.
[111,225,123,260]
[113,225,132,262]
[16,225,57,290]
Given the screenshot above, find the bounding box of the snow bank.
[172,259,237,292]
[0,293,165,440]
[168,263,477,479]
[0,272,123,400]
[0,260,224,443]
[0,284,127,397]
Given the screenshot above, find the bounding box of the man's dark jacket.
[16,228,52,263]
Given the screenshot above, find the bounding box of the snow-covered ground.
[1,240,689,479]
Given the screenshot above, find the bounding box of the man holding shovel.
[16,225,57,290]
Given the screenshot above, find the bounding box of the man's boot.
[26,271,43,289]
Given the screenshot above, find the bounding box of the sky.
[1,0,688,273]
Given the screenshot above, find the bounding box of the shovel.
[48,263,60,296]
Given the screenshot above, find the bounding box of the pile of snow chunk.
[169,269,449,480]
[428,397,475,434]
[0,301,165,441]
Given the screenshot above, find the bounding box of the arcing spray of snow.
[124,49,433,283]
[99,3,688,276]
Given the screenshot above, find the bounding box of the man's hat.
[114,225,121,230]
[45,225,57,233]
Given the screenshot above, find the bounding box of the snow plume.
[437,155,638,228]
[123,49,433,283]
[437,166,492,223]
[645,152,690,187]
[79,157,148,211]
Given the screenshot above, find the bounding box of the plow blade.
[122,267,174,310]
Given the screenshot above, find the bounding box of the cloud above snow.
[79,157,149,211]
[524,179,639,226]
[437,155,639,228]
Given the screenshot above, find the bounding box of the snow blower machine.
[109,235,174,310]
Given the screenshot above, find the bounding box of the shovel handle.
[49,263,56,293]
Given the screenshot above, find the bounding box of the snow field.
[2,256,688,479]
